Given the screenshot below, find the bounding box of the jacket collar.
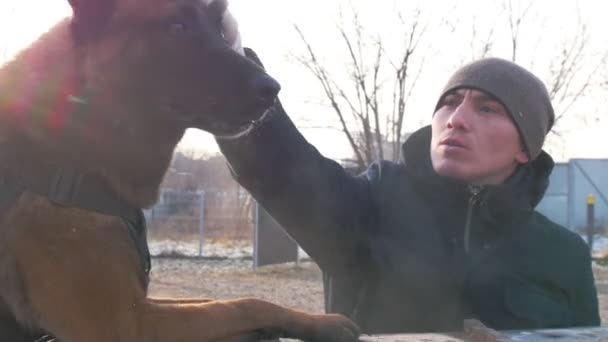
[400,125,554,224]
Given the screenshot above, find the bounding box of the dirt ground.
[148,258,326,313]
[148,257,608,323]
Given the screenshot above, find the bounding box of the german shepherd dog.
[0,0,360,341]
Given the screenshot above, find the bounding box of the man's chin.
[432,162,474,183]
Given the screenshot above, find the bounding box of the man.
[216,50,600,333]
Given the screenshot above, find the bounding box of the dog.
[0,0,360,341]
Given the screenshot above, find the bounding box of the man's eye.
[481,106,496,113]
[442,98,458,107]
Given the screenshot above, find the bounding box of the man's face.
[430,88,529,185]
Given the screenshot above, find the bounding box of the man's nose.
[446,101,472,130]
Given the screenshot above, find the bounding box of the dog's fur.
[0,0,360,341]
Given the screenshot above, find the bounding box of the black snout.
[249,74,281,108]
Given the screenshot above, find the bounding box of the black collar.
[13,160,139,222]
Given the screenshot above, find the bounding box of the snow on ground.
[149,239,311,260]
[150,235,605,263]
[149,239,253,258]
[589,235,608,253]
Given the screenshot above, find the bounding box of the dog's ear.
[208,0,228,18]
[208,0,244,55]
[67,0,116,44]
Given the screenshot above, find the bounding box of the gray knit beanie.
[435,57,555,160]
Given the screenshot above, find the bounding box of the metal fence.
[144,189,254,258]
[537,159,608,232]
[145,159,607,261]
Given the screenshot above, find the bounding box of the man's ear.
[515,149,530,164]
[67,0,116,44]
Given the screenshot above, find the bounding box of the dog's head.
[68,0,279,137]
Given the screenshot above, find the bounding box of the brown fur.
[0,0,360,341]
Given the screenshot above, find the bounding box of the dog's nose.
[250,74,281,107]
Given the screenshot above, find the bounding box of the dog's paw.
[309,313,361,342]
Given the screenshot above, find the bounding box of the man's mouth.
[440,137,468,149]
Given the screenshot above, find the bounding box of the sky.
[1,0,607,162]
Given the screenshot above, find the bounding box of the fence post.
[587,194,595,253]
[198,191,206,257]
[253,201,259,271]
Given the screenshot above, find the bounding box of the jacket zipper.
[464,185,483,254]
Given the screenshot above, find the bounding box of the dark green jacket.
[217,101,600,334]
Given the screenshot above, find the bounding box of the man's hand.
[244,47,267,69]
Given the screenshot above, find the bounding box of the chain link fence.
[144,189,255,258]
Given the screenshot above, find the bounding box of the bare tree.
[388,10,427,162]
[500,0,608,137]
[546,22,608,127]
[505,0,533,62]
[470,17,497,60]
[449,0,607,159]
[291,0,606,165]
[292,24,366,167]
[291,3,427,169]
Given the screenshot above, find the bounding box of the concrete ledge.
[357,327,608,341]
[279,327,607,341]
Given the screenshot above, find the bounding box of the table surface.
[280,327,608,341]
[359,327,607,341]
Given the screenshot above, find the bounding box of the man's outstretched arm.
[215,48,378,274]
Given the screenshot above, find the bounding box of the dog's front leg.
[10,202,358,342]
[139,297,360,342]
[148,297,215,304]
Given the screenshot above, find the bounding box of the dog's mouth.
[160,101,274,139]
[211,106,273,140]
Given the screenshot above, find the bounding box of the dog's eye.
[168,6,198,35]
[169,22,189,34]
